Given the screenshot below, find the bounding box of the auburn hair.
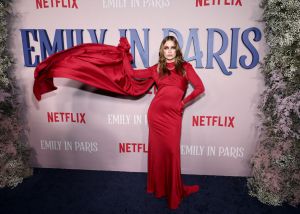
[158,36,185,76]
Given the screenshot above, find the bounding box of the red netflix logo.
[192,115,235,128]
[119,143,148,153]
[36,0,79,9]
[195,0,242,7]
[47,112,86,124]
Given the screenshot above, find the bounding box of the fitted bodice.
[153,62,188,93]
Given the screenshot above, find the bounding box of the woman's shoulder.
[150,63,159,68]
[149,63,159,72]
[183,61,193,68]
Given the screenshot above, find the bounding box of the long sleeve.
[182,63,205,106]
[131,65,156,79]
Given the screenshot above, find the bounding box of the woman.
[33,36,205,209]
[132,36,205,209]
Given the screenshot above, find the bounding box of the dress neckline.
[166,62,175,70]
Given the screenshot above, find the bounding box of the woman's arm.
[182,63,205,107]
[122,52,155,79]
[131,66,154,79]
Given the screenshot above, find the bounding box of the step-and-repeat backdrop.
[12,0,266,176]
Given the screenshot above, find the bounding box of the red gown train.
[33,38,205,209]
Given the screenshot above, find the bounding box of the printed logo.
[35,0,79,9]
[47,112,86,124]
[192,115,235,128]
[119,142,148,153]
[195,0,242,7]
[40,139,98,153]
[102,0,170,9]
[181,145,244,158]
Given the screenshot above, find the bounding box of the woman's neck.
[166,59,175,63]
[166,61,176,70]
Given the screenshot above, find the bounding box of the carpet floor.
[0,168,299,214]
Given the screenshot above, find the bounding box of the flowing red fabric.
[33,38,154,100]
[33,37,205,209]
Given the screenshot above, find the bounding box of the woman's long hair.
[158,36,185,76]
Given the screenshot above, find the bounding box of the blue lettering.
[20,29,39,67]
[119,29,127,37]
[65,29,84,48]
[240,27,261,69]
[162,28,184,49]
[207,28,231,75]
[230,28,239,69]
[87,29,107,44]
[39,29,64,61]
[129,29,149,68]
[66,30,74,48]
[184,28,204,68]
[75,29,84,45]
[19,27,262,75]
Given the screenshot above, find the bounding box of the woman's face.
[163,40,176,63]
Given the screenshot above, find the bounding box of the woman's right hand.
[176,101,185,116]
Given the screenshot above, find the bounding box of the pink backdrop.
[12,0,266,176]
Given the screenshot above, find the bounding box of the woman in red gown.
[132,36,205,209]
[33,36,205,209]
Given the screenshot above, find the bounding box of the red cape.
[33,37,154,100]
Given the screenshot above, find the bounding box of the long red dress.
[33,38,205,209]
[132,62,205,209]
